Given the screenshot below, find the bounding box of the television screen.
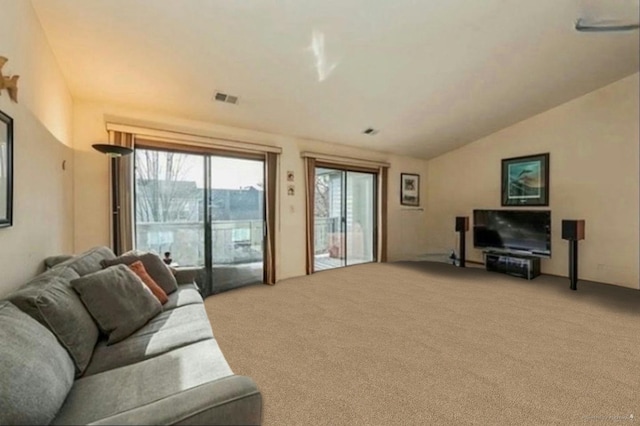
[473,210,551,257]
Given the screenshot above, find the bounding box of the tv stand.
[483,251,541,280]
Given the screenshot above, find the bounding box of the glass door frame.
[133,143,267,295]
[313,162,378,271]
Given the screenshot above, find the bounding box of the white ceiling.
[32,0,639,159]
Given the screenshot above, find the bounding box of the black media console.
[484,252,541,280]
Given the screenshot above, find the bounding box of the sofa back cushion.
[55,246,116,277]
[7,274,99,377]
[0,301,75,425]
[102,252,178,295]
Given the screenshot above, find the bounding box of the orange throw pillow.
[128,261,169,305]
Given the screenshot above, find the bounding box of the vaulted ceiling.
[32,0,639,158]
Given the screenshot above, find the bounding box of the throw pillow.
[34,280,100,376]
[71,265,162,345]
[7,275,99,377]
[0,301,75,425]
[101,252,178,294]
[128,260,169,304]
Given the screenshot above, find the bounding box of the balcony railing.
[136,220,264,267]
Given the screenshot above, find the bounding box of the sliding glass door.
[209,156,264,292]
[134,148,264,294]
[314,167,376,271]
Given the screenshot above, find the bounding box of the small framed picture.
[287,185,295,196]
[501,153,549,206]
[400,173,420,206]
[286,170,295,182]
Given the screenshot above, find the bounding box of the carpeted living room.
[0,1,638,425]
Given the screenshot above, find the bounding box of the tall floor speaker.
[562,220,585,291]
[455,217,469,267]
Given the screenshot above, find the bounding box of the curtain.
[264,152,278,285]
[304,157,316,275]
[109,131,135,255]
[379,166,388,262]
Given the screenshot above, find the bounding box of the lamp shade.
[92,143,133,157]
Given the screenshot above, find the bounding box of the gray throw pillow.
[0,301,75,425]
[71,265,162,345]
[36,280,100,376]
[101,252,179,294]
[8,275,99,377]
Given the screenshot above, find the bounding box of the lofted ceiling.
[31,0,639,159]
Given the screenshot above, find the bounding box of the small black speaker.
[455,216,469,232]
[562,220,585,241]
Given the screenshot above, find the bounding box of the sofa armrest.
[173,267,202,286]
[89,375,261,426]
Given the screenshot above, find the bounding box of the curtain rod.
[105,121,282,154]
[301,151,390,168]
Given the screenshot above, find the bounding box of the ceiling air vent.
[213,91,239,105]
[363,128,379,135]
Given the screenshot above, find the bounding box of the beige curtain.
[379,167,388,262]
[109,131,135,255]
[304,157,316,275]
[264,152,278,285]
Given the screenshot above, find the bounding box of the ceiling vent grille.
[213,91,239,105]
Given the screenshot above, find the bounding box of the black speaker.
[455,216,469,232]
[455,216,468,267]
[562,220,585,241]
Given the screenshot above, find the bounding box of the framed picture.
[501,153,549,206]
[400,173,420,206]
[0,109,13,228]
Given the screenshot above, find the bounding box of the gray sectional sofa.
[0,246,262,425]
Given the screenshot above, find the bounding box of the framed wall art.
[0,109,13,227]
[501,153,549,206]
[400,173,420,206]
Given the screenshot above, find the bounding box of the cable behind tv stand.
[483,251,541,280]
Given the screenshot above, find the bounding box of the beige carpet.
[204,262,639,425]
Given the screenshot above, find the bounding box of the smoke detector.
[212,91,239,105]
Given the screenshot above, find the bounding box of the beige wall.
[426,74,639,289]
[72,101,429,280]
[0,2,75,296]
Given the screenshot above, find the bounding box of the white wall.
[426,74,639,289]
[72,100,429,281]
[0,1,75,296]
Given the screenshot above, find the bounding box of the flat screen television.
[473,209,551,258]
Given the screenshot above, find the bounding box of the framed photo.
[0,109,13,228]
[400,173,420,206]
[501,153,549,206]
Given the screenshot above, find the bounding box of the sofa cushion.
[36,281,100,377]
[71,265,162,345]
[7,275,99,376]
[128,260,168,304]
[52,339,234,425]
[8,272,80,323]
[84,303,213,375]
[163,283,203,311]
[44,254,74,269]
[55,246,116,277]
[0,301,75,425]
[102,252,179,295]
